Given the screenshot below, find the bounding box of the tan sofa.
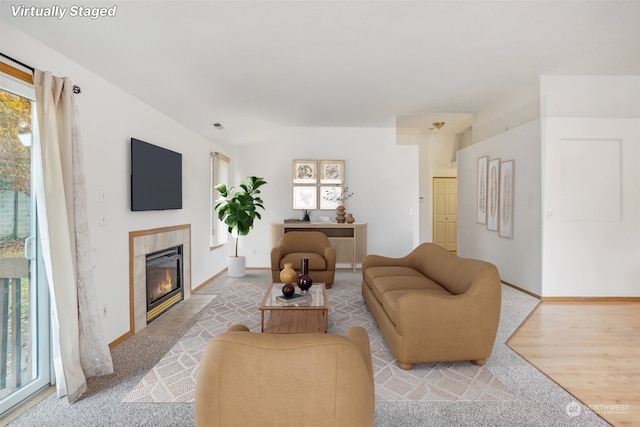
[271,231,336,287]
[362,243,501,370]
[195,324,374,427]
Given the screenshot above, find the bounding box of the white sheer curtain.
[33,70,113,402]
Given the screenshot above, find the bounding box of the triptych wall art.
[477,156,515,238]
[292,160,345,210]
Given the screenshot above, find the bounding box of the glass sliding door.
[0,69,51,415]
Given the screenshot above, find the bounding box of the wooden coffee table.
[258,283,328,334]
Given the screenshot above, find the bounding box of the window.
[210,152,229,248]
[1,61,51,416]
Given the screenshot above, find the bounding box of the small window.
[210,152,229,248]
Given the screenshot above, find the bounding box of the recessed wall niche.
[560,139,621,222]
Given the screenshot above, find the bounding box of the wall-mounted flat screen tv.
[130,138,182,211]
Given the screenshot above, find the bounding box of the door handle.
[24,236,35,260]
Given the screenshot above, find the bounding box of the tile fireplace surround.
[129,224,192,333]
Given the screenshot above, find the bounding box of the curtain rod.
[0,52,33,71]
[0,52,82,94]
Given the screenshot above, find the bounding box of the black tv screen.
[130,138,182,211]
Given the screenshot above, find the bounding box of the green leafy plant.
[215,176,267,257]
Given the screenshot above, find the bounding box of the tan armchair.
[271,231,336,287]
[195,324,375,427]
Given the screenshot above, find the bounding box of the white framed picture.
[499,160,514,238]
[476,156,488,224]
[319,186,343,210]
[320,160,344,184]
[292,186,317,210]
[293,160,318,184]
[487,158,500,231]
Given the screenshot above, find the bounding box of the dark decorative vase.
[282,283,295,297]
[296,257,313,292]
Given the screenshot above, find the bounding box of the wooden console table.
[271,222,367,271]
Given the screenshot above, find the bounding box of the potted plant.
[322,184,354,223]
[215,176,267,277]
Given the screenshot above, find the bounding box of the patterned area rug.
[124,271,517,403]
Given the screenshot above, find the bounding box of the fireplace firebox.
[145,245,183,323]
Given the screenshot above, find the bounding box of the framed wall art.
[476,156,488,224]
[498,160,515,239]
[292,186,317,210]
[487,158,500,231]
[320,160,345,184]
[319,186,343,210]
[293,160,317,184]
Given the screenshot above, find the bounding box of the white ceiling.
[2,0,639,145]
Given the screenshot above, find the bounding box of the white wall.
[1,22,420,343]
[459,75,640,298]
[473,80,541,143]
[2,23,232,344]
[541,76,640,297]
[457,120,542,295]
[231,126,420,267]
[457,80,544,296]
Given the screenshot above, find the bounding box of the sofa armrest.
[344,326,373,381]
[394,281,501,360]
[396,293,478,335]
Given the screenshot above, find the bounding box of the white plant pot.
[228,256,246,278]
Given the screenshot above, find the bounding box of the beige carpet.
[124,272,517,403]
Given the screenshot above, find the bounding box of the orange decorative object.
[336,205,346,223]
[279,263,297,284]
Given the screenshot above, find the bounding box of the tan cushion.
[363,266,424,288]
[370,275,446,302]
[277,231,333,253]
[382,289,451,325]
[281,252,328,271]
[411,244,490,295]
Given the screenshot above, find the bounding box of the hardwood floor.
[507,302,640,427]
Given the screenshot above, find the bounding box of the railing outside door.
[0,258,30,394]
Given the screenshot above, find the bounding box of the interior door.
[432,177,457,252]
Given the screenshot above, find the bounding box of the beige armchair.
[195,324,375,427]
[271,231,336,287]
